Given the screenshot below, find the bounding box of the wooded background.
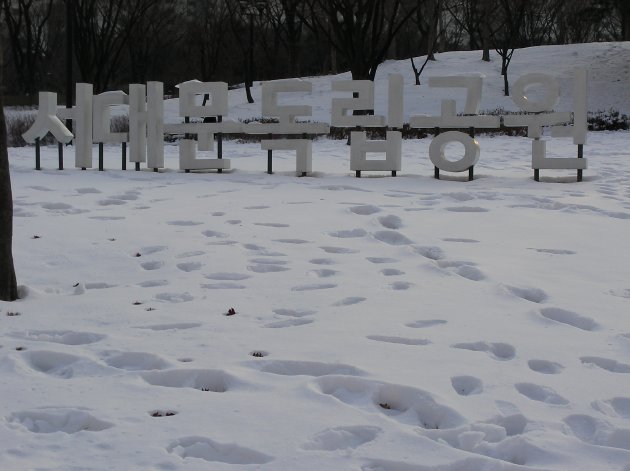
[1,0,629,102]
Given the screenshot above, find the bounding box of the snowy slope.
[1,43,630,471]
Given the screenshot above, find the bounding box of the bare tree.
[126,1,183,84]
[1,0,55,96]
[263,0,306,78]
[617,0,630,40]
[410,0,441,85]
[303,0,416,81]
[183,0,231,83]
[491,0,527,96]
[0,51,19,302]
[225,0,268,103]
[73,0,158,92]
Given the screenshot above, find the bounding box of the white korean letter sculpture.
[503,70,587,181]
[22,92,74,145]
[146,81,164,171]
[129,84,148,169]
[170,81,235,172]
[93,91,129,170]
[128,82,165,171]
[410,76,499,180]
[247,79,328,175]
[54,83,94,169]
[333,77,402,177]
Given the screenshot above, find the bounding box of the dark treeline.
[1,0,629,102]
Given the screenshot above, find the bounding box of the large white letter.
[146,81,164,170]
[22,92,74,144]
[331,80,385,127]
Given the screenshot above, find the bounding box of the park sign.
[22,70,588,182]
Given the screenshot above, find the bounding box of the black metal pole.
[248,14,254,88]
[66,0,74,134]
[577,144,583,182]
[122,142,127,170]
[99,143,104,171]
[58,142,64,170]
[218,115,223,174]
[267,133,273,174]
[35,138,41,170]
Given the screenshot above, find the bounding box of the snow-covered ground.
[1,43,630,471]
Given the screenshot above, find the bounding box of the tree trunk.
[480,0,491,61]
[0,56,19,302]
[621,0,630,41]
[501,55,510,96]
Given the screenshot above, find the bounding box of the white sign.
[23,70,588,180]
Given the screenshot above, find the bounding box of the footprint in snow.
[442,238,479,243]
[75,187,101,194]
[273,238,310,244]
[349,204,381,215]
[528,359,564,374]
[529,248,577,255]
[137,279,169,288]
[102,351,170,371]
[580,356,630,373]
[140,245,168,255]
[332,297,366,306]
[176,261,203,272]
[320,246,359,254]
[22,350,110,379]
[451,341,516,360]
[140,260,165,271]
[166,220,203,226]
[390,281,414,290]
[8,409,113,433]
[204,272,251,281]
[413,245,446,260]
[328,229,367,238]
[540,307,599,331]
[264,318,314,328]
[366,335,430,346]
[562,414,630,450]
[445,206,490,213]
[40,202,87,215]
[515,383,569,405]
[247,264,290,273]
[11,330,105,345]
[378,215,403,229]
[315,376,467,429]
[437,261,486,281]
[503,285,548,303]
[154,292,194,303]
[302,426,381,451]
[291,283,337,292]
[167,437,273,464]
[310,269,338,278]
[406,319,447,328]
[367,257,399,264]
[609,288,630,299]
[201,282,246,290]
[451,375,483,396]
[142,369,241,392]
[253,360,366,377]
[372,230,413,246]
[137,322,202,331]
[273,308,316,318]
[592,397,630,419]
[254,222,290,228]
[310,258,335,265]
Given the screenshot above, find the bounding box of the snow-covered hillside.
[1,43,630,471]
